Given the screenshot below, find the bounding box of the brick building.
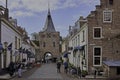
[87,0,120,76]
[39,9,60,62]
[67,0,120,77]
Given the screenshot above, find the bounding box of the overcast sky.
[0,0,100,37]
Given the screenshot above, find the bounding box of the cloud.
[0,0,99,17]
[10,11,34,17]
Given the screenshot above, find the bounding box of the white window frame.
[93,46,102,66]
[103,10,112,23]
[82,30,85,42]
[93,27,102,39]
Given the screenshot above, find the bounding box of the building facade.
[39,10,60,61]
[66,0,120,77]
[87,0,120,76]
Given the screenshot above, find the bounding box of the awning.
[73,46,84,52]
[103,61,120,67]
[63,52,71,58]
[0,43,3,50]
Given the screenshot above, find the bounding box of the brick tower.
[39,9,60,62]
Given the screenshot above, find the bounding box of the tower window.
[53,42,55,47]
[43,42,46,47]
[109,0,113,5]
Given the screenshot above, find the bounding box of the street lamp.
[3,42,8,68]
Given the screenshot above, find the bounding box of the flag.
[7,43,12,51]
[13,50,19,56]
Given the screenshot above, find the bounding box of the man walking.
[57,61,61,73]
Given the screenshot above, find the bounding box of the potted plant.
[81,70,88,77]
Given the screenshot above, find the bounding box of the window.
[109,0,113,5]
[53,42,55,47]
[18,38,20,48]
[78,35,80,45]
[94,48,101,56]
[93,28,101,38]
[15,36,17,49]
[103,10,112,23]
[82,30,85,42]
[43,42,46,47]
[94,57,100,65]
[93,47,102,66]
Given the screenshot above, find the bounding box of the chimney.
[4,0,9,20]
[79,16,87,27]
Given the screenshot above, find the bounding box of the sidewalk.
[0,69,27,80]
[60,65,106,80]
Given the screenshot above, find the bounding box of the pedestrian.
[78,67,81,78]
[63,62,68,73]
[57,61,61,73]
[17,63,22,78]
[94,69,97,78]
[42,59,44,63]
[8,61,15,76]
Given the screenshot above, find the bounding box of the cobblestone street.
[9,63,106,80]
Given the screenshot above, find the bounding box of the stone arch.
[43,52,57,63]
[43,52,53,63]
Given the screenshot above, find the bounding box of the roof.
[103,61,120,67]
[43,9,56,32]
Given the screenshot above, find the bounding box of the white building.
[68,17,88,71]
[0,18,22,68]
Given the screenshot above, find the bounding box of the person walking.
[63,62,68,73]
[17,63,22,78]
[78,67,81,78]
[56,61,61,73]
[94,69,97,78]
[8,61,15,76]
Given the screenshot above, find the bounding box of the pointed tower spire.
[43,1,56,32]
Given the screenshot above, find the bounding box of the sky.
[0,0,100,37]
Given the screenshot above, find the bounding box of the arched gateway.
[38,9,60,62]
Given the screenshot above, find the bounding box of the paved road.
[10,63,77,80]
[28,63,62,80]
[10,63,106,80]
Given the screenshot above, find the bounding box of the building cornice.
[1,18,22,36]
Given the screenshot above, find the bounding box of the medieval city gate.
[38,9,60,62]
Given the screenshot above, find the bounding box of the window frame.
[82,30,85,42]
[93,27,102,39]
[103,10,112,23]
[43,42,46,47]
[93,46,102,66]
[53,42,55,47]
[109,0,113,5]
